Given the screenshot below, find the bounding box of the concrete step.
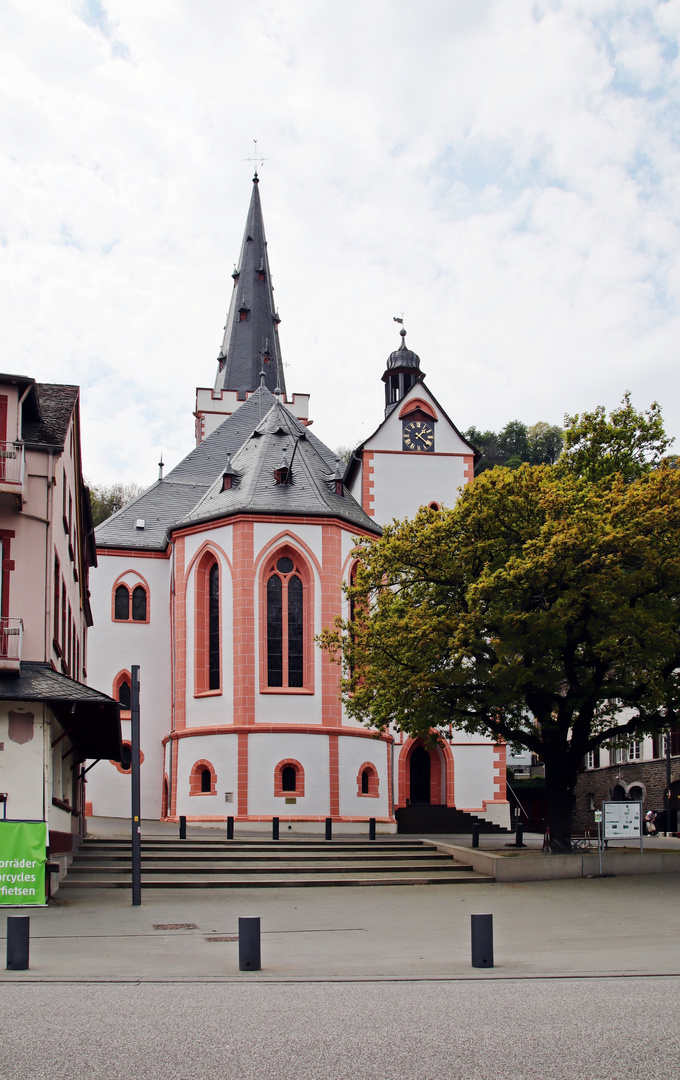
[80,841,427,852]
[71,851,455,864]
[60,871,492,889]
[66,859,468,876]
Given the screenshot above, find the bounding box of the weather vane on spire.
[245,139,267,177]
[393,313,407,338]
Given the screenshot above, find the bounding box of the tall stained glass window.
[266,554,305,688]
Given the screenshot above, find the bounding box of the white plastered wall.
[337,735,390,818]
[248,732,331,817]
[86,552,171,818]
[0,704,45,822]
[183,524,234,729]
[175,732,240,819]
[252,524,325,727]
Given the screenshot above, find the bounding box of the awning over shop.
[0,662,122,760]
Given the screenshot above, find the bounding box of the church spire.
[214,175,286,399]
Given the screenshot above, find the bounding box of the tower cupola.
[381,328,425,416]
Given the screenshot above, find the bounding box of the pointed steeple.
[214,175,286,398]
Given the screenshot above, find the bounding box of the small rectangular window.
[61,581,66,650]
[628,741,641,761]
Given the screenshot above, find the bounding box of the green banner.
[0,821,47,906]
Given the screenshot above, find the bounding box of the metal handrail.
[0,617,23,660]
[0,442,25,485]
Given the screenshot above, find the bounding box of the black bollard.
[7,917,30,971]
[238,917,261,971]
[179,815,186,840]
[227,816,234,840]
[472,821,480,848]
[325,817,332,841]
[272,817,279,841]
[471,913,493,968]
[515,821,524,847]
[369,817,376,841]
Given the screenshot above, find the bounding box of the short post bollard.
[472,821,480,848]
[369,817,376,841]
[471,913,493,969]
[272,817,279,841]
[239,917,261,971]
[7,917,30,971]
[325,817,332,841]
[227,816,234,840]
[179,815,186,840]
[515,821,524,847]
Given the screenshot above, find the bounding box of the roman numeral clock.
[402,417,435,452]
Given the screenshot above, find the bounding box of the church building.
[85,176,509,832]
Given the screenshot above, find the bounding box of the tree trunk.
[543,757,576,852]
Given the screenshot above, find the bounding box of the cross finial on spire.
[245,138,267,179]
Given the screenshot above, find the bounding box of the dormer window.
[274,467,290,485]
[335,480,343,496]
[239,309,248,322]
[257,270,265,281]
[222,475,233,491]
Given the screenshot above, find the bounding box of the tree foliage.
[560,391,672,483]
[87,481,144,527]
[465,419,563,474]
[321,396,680,850]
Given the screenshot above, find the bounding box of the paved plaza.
[1,830,679,1078]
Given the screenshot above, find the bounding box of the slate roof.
[179,400,380,533]
[213,176,286,398]
[22,384,78,449]
[0,662,121,759]
[95,386,376,551]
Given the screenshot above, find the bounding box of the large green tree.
[321,398,680,850]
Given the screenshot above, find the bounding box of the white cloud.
[1,0,679,484]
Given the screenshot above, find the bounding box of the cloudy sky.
[2,0,680,485]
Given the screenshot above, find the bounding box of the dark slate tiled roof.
[0,662,121,759]
[95,387,368,551]
[213,177,286,398]
[180,401,380,534]
[22,384,78,448]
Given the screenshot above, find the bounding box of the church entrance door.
[409,746,431,804]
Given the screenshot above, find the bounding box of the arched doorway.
[409,746,431,804]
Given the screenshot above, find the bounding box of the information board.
[0,821,47,906]
[603,801,642,840]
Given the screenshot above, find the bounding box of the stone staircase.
[395,805,509,834]
[59,837,492,889]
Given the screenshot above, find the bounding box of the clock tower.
[345,328,478,525]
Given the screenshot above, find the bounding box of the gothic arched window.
[112,577,150,623]
[194,552,221,695]
[266,554,304,688]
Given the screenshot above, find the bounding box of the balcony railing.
[0,618,23,671]
[0,442,25,487]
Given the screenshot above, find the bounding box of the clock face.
[402,419,435,452]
